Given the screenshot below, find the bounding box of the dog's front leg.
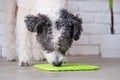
[16,0,34,66]
[17,30,32,66]
[17,35,32,66]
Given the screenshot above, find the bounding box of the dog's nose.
[52,61,62,67]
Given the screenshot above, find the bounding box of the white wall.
[0,0,6,57]
[0,0,120,57]
[69,0,120,55]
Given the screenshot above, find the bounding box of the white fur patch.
[52,26,64,49]
[43,50,64,64]
[34,0,64,21]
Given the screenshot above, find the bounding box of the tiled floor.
[0,55,120,80]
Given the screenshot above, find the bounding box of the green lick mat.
[34,63,99,72]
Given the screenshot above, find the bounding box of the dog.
[5,0,82,66]
[25,9,83,66]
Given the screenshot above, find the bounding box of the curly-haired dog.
[5,0,82,66]
[25,9,83,66]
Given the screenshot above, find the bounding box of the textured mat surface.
[34,63,99,72]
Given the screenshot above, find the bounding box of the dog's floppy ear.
[24,14,51,33]
[71,15,83,41]
[24,15,40,32]
[60,9,83,41]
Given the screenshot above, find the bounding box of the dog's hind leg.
[4,0,17,61]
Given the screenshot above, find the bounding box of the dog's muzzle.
[52,61,63,66]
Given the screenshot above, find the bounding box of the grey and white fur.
[25,9,83,66]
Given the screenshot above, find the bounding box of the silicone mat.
[34,63,99,72]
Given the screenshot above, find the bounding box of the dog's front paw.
[18,60,31,67]
[18,56,32,67]
[19,61,31,66]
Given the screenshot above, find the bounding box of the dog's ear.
[60,9,83,41]
[71,15,83,41]
[24,15,40,32]
[24,14,51,33]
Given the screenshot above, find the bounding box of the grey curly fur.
[25,9,82,60]
[25,14,52,33]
